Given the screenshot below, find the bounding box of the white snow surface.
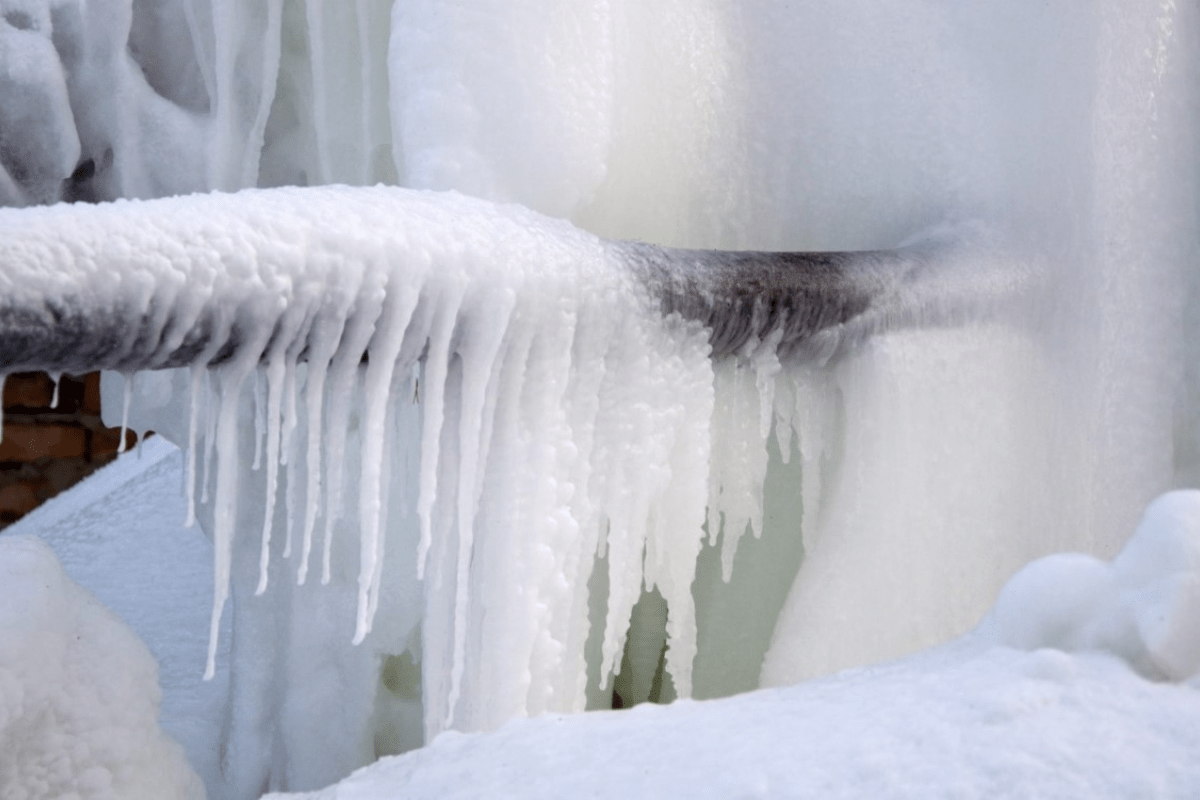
[267,491,1200,799]
[0,533,205,800]
[269,648,1200,800]
[5,435,231,794]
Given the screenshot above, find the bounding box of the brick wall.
[0,372,139,528]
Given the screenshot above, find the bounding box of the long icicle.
[321,281,385,586]
[353,280,420,643]
[444,293,515,723]
[185,364,204,527]
[415,288,465,580]
[298,312,346,585]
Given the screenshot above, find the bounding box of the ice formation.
[0,534,205,800]
[982,490,1200,681]
[265,490,1200,799]
[0,0,1198,797]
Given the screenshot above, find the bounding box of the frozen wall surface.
[1,0,1199,798]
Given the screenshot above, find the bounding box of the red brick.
[52,374,87,413]
[3,372,93,413]
[0,423,88,462]
[41,458,93,493]
[0,482,39,518]
[3,373,55,410]
[81,372,103,415]
[90,425,138,460]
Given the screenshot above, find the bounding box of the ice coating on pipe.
[0,184,750,711]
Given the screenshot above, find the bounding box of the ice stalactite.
[0,184,795,741]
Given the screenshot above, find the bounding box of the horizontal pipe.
[0,186,1027,375]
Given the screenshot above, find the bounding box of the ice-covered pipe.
[0,186,1022,375]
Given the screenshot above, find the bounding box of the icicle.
[416,290,465,580]
[201,370,218,504]
[397,363,421,520]
[306,0,331,184]
[281,360,300,468]
[204,298,275,679]
[205,364,251,681]
[753,327,785,442]
[442,293,514,712]
[279,311,317,560]
[208,0,237,189]
[241,0,285,186]
[322,284,385,587]
[48,371,61,409]
[367,366,408,627]
[353,281,419,643]
[185,364,204,527]
[298,314,344,585]
[773,377,795,466]
[251,368,265,471]
[356,0,373,183]
[117,372,135,454]
[366,423,390,626]
[255,354,288,595]
[281,359,300,558]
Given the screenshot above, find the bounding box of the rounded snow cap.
[1112,490,1200,680]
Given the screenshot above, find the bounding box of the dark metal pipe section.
[622,243,921,362]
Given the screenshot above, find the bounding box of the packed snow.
[262,491,1200,799]
[0,533,205,800]
[262,652,1200,800]
[4,436,231,791]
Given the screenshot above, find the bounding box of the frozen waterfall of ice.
[1,0,1199,798]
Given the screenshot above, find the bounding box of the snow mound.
[0,534,204,800]
[264,647,1200,800]
[265,491,1200,799]
[983,489,1200,680]
[4,436,230,796]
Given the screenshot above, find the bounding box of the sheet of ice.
[5,435,231,795]
[0,533,205,800]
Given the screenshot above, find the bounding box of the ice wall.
[2,0,1199,797]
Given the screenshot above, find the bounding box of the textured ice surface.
[57,183,717,794]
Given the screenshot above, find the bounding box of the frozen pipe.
[0,187,1025,375]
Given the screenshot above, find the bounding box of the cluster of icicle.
[0,184,831,729]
